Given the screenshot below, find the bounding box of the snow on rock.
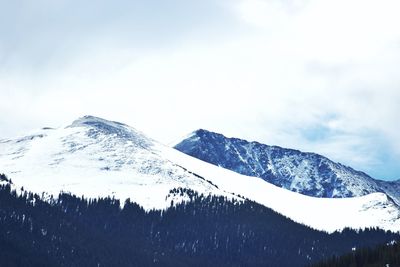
[175,129,400,205]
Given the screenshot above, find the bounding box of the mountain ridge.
[175,129,400,204]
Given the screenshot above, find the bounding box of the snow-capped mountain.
[1,116,400,233]
[0,116,229,209]
[175,129,400,205]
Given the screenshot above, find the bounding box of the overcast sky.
[1,0,400,180]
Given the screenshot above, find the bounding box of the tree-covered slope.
[312,241,400,267]
[0,177,398,267]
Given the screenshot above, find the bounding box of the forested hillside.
[312,241,400,267]
[0,174,398,267]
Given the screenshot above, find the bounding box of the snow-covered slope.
[1,116,400,233]
[0,116,229,210]
[175,129,400,205]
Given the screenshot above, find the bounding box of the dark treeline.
[0,173,399,267]
[312,241,400,267]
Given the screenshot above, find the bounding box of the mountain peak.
[188,129,214,137]
[68,115,152,148]
[190,129,241,143]
[69,115,128,129]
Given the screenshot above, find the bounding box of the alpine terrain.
[1,116,400,233]
[175,129,400,205]
[1,116,400,266]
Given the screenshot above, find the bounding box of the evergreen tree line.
[0,173,398,267]
[312,241,400,267]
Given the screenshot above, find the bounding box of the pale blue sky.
[1,0,400,180]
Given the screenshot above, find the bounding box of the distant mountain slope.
[175,129,400,204]
[1,116,400,232]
